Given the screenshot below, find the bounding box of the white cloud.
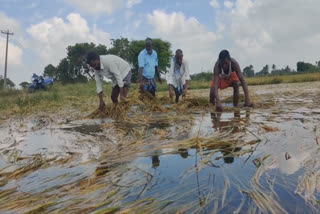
[224,1,233,9]
[216,0,320,71]
[127,0,142,8]
[231,0,253,17]
[67,0,142,14]
[147,10,219,73]
[0,37,23,66]
[0,12,20,33]
[27,13,111,66]
[209,0,220,8]
[67,0,124,14]
[0,12,23,66]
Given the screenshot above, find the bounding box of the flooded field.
[0,82,320,214]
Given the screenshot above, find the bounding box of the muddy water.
[0,82,320,213]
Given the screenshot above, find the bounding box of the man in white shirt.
[167,49,190,103]
[87,52,132,112]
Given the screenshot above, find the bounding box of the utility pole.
[1,30,14,89]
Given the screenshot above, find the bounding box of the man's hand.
[182,89,187,97]
[139,81,144,90]
[169,90,174,99]
[99,101,106,112]
[120,95,126,102]
[215,101,223,112]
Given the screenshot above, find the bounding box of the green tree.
[128,39,173,82]
[56,58,70,83]
[66,43,108,83]
[297,61,315,72]
[19,81,29,89]
[107,37,130,61]
[284,65,291,73]
[43,64,57,79]
[243,65,255,77]
[0,76,15,88]
[272,64,276,72]
[256,64,269,76]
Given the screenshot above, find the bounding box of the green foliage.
[271,65,294,75]
[43,39,172,84]
[19,81,29,89]
[43,43,108,84]
[297,61,319,73]
[107,37,130,61]
[256,64,269,76]
[243,65,254,77]
[0,75,15,88]
[270,78,283,84]
[43,64,56,79]
[190,72,213,81]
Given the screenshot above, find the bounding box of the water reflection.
[211,109,250,133]
[152,155,160,168]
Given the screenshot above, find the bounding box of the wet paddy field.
[0,82,320,213]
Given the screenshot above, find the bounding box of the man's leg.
[123,87,129,98]
[232,81,239,107]
[174,87,180,103]
[209,87,216,105]
[111,86,120,104]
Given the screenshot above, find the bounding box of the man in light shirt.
[138,38,162,97]
[167,49,190,103]
[87,52,132,112]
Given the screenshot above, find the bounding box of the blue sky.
[1,0,320,85]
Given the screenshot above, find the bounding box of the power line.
[1,29,14,89]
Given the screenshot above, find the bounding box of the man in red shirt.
[210,50,253,111]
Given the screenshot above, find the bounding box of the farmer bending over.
[138,38,162,97]
[210,50,253,111]
[167,49,190,103]
[87,52,132,112]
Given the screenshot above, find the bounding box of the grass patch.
[0,72,319,117]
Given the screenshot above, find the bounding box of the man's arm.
[183,61,191,96]
[213,65,222,111]
[138,51,144,88]
[95,71,106,111]
[108,62,126,100]
[155,66,162,83]
[139,67,144,89]
[233,59,251,106]
[154,52,162,83]
[169,84,174,98]
[167,61,175,98]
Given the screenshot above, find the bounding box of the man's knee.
[232,81,239,90]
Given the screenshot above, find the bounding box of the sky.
[1,0,320,85]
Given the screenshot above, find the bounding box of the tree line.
[242,61,320,78]
[42,38,173,84]
[7,35,319,87]
[191,61,320,81]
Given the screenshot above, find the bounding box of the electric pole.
[1,29,14,89]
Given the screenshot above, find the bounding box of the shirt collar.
[145,48,153,55]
